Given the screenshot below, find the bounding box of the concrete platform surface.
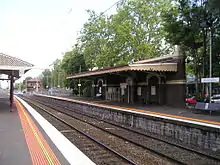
[0,98,32,165]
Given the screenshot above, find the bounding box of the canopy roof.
[67,57,178,79]
[66,46,184,79]
[0,53,34,78]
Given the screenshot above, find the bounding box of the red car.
[185,96,197,105]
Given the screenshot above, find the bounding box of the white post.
[36,82,39,92]
[79,65,81,96]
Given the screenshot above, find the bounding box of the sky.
[0,0,118,87]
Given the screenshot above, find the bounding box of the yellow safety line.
[18,100,55,165]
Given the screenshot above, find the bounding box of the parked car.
[211,94,220,104]
[185,96,197,105]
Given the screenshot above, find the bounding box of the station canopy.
[67,54,179,79]
[0,53,34,78]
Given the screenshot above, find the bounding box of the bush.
[194,92,210,102]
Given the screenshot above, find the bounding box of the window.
[137,87,141,96]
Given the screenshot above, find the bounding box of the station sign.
[201,77,220,83]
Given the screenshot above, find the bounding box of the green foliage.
[60,46,89,93]
[61,48,87,75]
[185,63,194,75]
[39,59,67,89]
[79,0,173,68]
[163,0,205,49]
[15,83,24,91]
[162,0,220,93]
[41,69,52,88]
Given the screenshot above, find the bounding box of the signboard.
[201,77,219,83]
[151,86,156,95]
[137,87,141,96]
[121,88,125,96]
[78,84,81,87]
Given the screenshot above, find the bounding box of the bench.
[195,102,220,115]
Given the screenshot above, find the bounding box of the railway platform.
[94,100,220,124]
[0,89,95,165]
[43,94,220,126]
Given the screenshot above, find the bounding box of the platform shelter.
[0,53,34,108]
[67,47,186,108]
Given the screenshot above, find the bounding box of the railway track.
[20,96,138,165]
[20,95,220,165]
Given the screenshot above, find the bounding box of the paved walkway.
[0,97,32,165]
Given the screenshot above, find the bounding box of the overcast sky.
[0,0,118,85]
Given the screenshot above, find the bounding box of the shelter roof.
[0,53,34,78]
[67,62,177,79]
[66,45,183,79]
[0,53,33,68]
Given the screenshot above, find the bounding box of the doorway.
[148,76,159,104]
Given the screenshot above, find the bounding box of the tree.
[61,47,90,95]
[79,0,173,68]
[61,48,87,75]
[49,59,67,88]
[40,59,67,89]
[162,0,220,94]
[41,69,52,89]
[15,83,24,91]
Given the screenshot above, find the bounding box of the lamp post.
[200,19,213,103]
[209,28,212,103]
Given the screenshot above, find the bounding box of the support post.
[10,76,14,112]
[209,29,212,103]
[36,82,39,92]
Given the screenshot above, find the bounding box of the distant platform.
[36,94,220,128]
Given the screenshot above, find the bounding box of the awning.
[67,63,177,79]
[0,53,34,78]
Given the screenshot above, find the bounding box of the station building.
[26,78,42,92]
[67,47,186,108]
